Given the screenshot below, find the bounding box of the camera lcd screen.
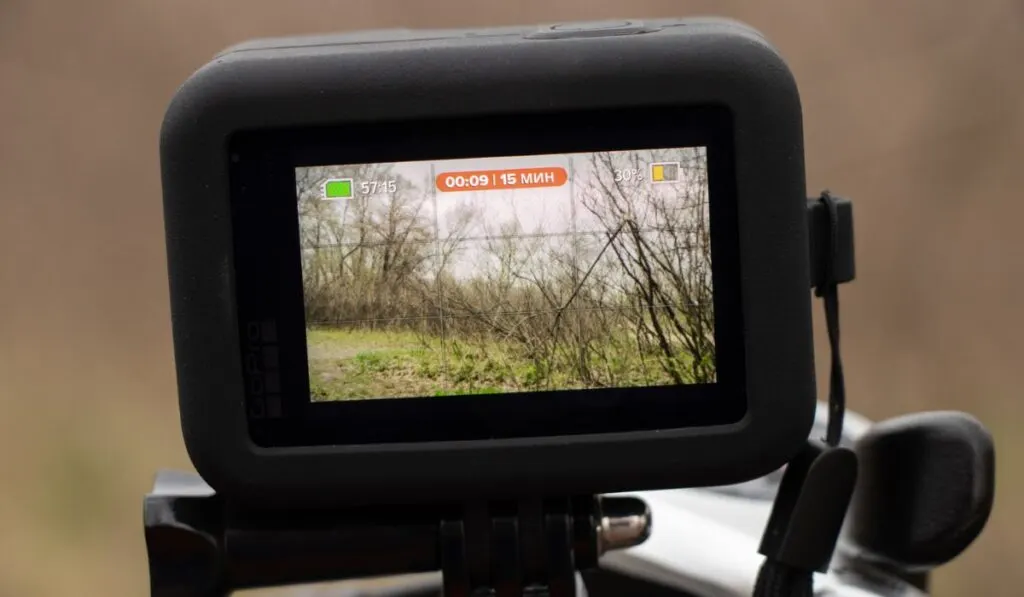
[294,148,715,402]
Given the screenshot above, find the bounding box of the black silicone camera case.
[160,17,816,510]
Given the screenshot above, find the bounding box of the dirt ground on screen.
[1,1,1023,596]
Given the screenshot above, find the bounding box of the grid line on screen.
[298,214,710,251]
[429,160,451,386]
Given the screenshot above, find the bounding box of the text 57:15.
[361,180,398,194]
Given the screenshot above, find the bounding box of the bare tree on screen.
[577,149,716,384]
[296,164,437,325]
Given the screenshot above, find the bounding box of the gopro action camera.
[160,17,815,510]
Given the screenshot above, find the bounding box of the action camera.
[159,17,815,510]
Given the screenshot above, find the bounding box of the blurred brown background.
[1,0,1021,595]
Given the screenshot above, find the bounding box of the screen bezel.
[228,105,746,448]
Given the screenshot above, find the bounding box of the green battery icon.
[322,178,354,200]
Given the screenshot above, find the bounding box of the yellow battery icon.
[650,162,680,184]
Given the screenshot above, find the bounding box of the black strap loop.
[816,191,846,448]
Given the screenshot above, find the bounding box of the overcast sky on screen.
[296,148,708,242]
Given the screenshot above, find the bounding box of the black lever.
[845,411,995,572]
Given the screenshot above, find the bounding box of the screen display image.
[294,148,714,402]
